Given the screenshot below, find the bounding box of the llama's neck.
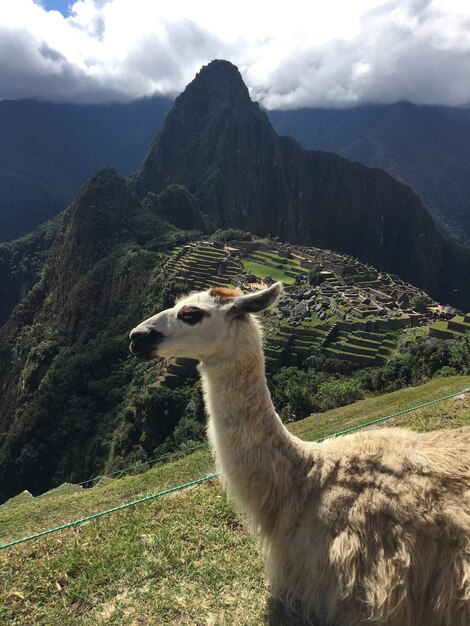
[200,348,306,533]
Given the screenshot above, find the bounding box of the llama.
[129,283,470,626]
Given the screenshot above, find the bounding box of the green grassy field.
[431,320,459,332]
[1,376,469,625]
[241,259,297,284]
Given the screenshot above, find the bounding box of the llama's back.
[269,427,470,626]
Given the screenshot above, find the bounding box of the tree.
[450,331,470,374]
[271,367,319,421]
[315,379,364,412]
[210,228,253,242]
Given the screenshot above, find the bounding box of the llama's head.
[129,282,282,363]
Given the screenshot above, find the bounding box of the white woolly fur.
[131,283,470,625]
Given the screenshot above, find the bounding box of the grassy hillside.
[1,376,469,625]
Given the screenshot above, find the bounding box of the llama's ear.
[227,282,283,317]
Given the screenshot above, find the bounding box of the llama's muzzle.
[129,327,165,359]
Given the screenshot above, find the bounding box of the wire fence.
[0,443,210,511]
[0,386,468,551]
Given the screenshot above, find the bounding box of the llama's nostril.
[129,327,165,354]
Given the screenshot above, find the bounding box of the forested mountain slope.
[0,96,172,240]
[268,102,470,245]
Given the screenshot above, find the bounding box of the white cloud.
[0,0,469,107]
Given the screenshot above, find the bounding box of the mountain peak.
[196,59,244,80]
[47,168,133,289]
[168,59,253,118]
[184,59,250,102]
[137,60,272,205]
[136,62,469,308]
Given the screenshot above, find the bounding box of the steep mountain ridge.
[268,102,470,244]
[278,138,443,291]
[2,92,470,248]
[0,169,193,501]
[136,60,467,308]
[138,61,296,237]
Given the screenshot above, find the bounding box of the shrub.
[271,367,326,421]
[435,365,459,377]
[315,379,365,412]
[450,331,470,374]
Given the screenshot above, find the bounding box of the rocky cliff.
[268,102,470,245]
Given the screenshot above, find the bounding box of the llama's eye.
[177,307,205,325]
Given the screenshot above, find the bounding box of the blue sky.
[41,1,71,16]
